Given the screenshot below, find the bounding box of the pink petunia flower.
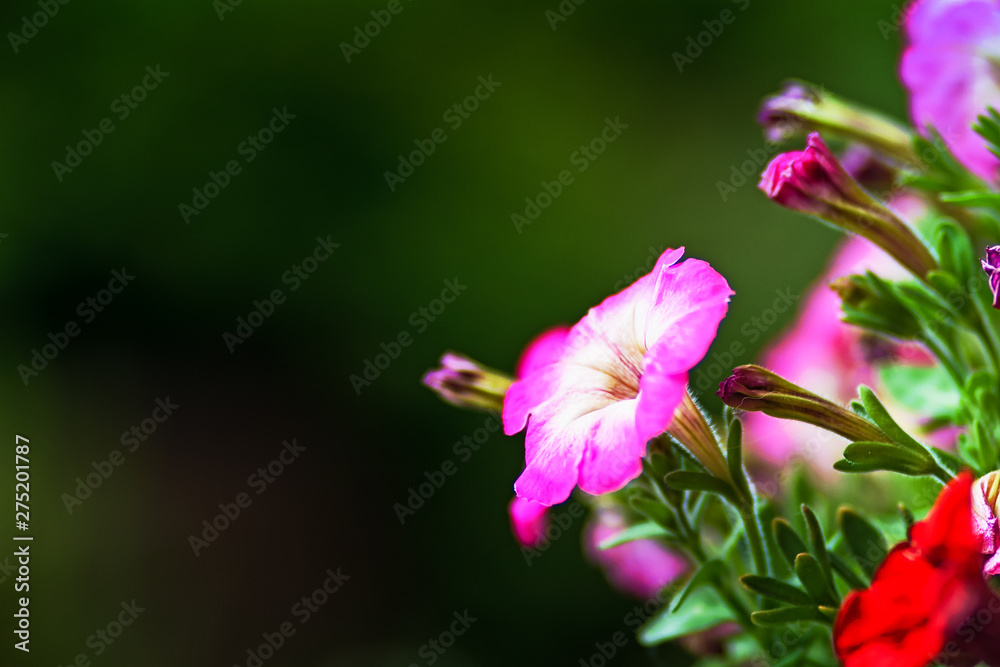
[508,497,550,548]
[584,506,688,599]
[503,248,734,507]
[901,0,1000,182]
[983,245,1000,308]
[973,471,1000,577]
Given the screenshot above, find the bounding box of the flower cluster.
[421,1,1000,664]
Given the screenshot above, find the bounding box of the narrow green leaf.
[639,587,732,645]
[801,505,836,601]
[772,518,808,570]
[794,553,835,606]
[669,559,727,614]
[628,497,677,532]
[838,508,888,580]
[829,552,868,590]
[663,471,736,502]
[858,386,929,454]
[751,606,825,628]
[598,522,671,550]
[842,441,934,476]
[740,575,813,606]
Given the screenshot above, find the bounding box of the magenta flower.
[901,0,1000,181]
[759,133,937,278]
[973,471,1000,577]
[983,246,1000,308]
[585,506,688,599]
[503,247,734,506]
[514,326,570,378]
[508,497,550,548]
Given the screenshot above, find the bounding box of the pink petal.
[508,496,549,548]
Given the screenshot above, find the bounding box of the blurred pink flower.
[585,506,688,599]
[741,197,945,473]
[508,497,549,548]
[973,471,1000,576]
[901,0,1000,181]
[503,248,734,506]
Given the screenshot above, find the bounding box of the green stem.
[740,505,769,577]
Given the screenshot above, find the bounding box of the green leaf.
[598,522,671,550]
[669,559,727,614]
[751,606,825,628]
[772,518,808,570]
[841,441,934,476]
[879,365,961,419]
[628,497,677,532]
[839,508,888,580]
[857,386,929,454]
[740,575,813,606]
[638,586,732,645]
[663,471,736,502]
[801,505,836,601]
[939,190,1000,208]
[829,552,868,590]
[794,553,835,606]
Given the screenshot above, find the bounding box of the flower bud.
[717,365,890,444]
[422,352,512,412]
[830,273,921,339]
[760,133,938,279]
[759,81,918,165]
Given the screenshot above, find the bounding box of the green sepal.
[772,518,808,570]
[598,522,671,550]
[840,441,935,476]
[751,606,826,628]
[638,586,731,645]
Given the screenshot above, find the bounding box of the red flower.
[834,473,1000,667]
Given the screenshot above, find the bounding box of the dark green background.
[0,0,910,665]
